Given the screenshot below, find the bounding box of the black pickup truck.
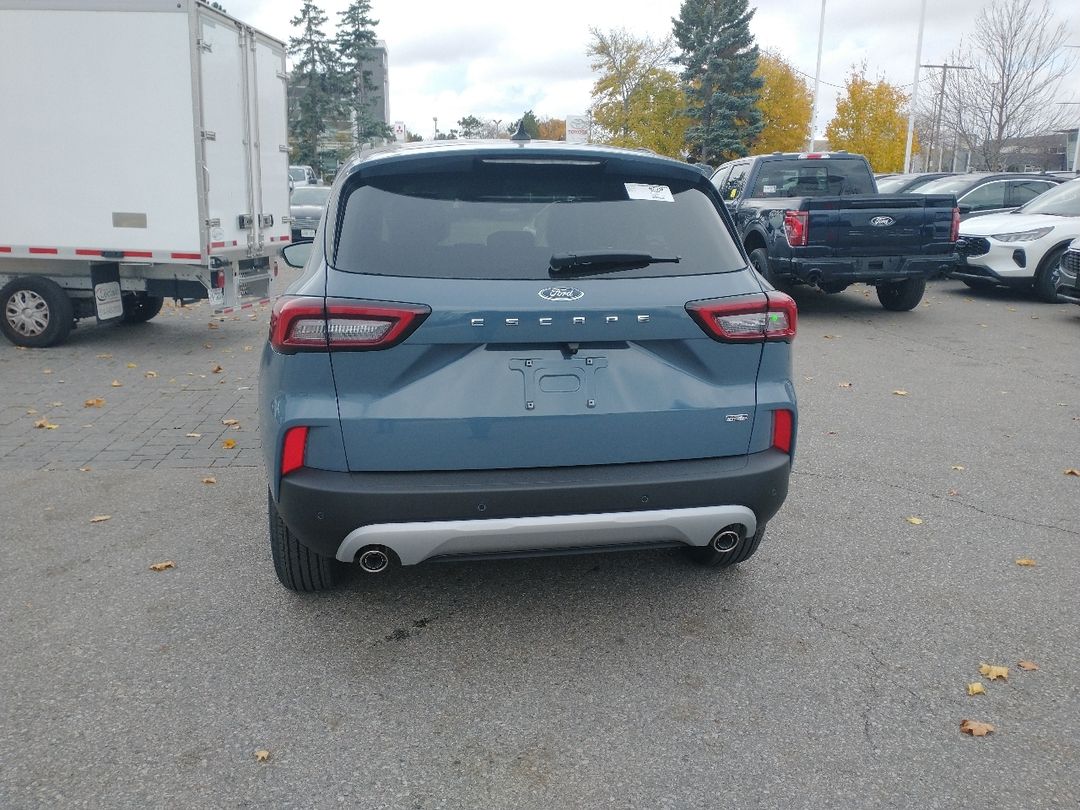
[711,152,959,310]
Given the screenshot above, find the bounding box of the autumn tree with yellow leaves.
[825,65,916,172]
[752,52,812,153]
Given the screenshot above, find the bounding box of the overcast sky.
[227,0,1080,140]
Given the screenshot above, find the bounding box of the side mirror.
[281,239,313,268]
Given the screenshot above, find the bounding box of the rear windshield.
[291,186,330,206]
[332,159,745,279]
[747,158,875,198]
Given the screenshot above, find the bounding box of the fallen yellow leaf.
[1065,469,1080,477]
[111,380,123,388]
[208,322,219,330]
[979,663,1008,681]
[960,719,994,737]
[96,353,112,359]
[1017,660,1039,671]
[222,439,237,449]
[211,364,224,374]
[254,749,270,762]
[84,398,105,408]
[149,561,175,572]
[905,516,924,525]
[78,466,91,473]
[185,432,202,438]
[222,418,240,427]
[892,390,909,396]
[33,418,59,430]
[1015,558,1036,567]
[144,370,158,378]
[90,515,111,523]
[126,362,137,369]
[951,465,965,471]
[243,345,253,352]
[202,476,217,485]
[967,683,985,696]
[43,368,53,374]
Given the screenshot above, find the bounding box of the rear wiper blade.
[549,251,681,276]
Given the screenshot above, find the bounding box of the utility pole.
[807,0,827,152]
[903,0,927,173]
[921,62,974,171]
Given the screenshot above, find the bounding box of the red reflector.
[950,207,960,243]
[783,210,808,247]
[772,409,794,453]
[281,426,308,476]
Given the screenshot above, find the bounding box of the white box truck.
[0,0,291,347]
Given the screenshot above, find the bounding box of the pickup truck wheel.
[1033,247,1066,303]
[684,523,765,568]
[268,490,341,592]
[121,294,164,324]
[876,277,926,311]
[818,282,849,294]
[0,276,74,348]
[749,247,786,290]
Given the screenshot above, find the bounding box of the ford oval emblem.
[538,286,584,301]
[870,216,896,227]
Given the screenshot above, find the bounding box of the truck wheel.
[268,490,341,592]
[121,294,164,324]
[876,277,926,311]
[1033,247,1066,303]
[0,276,74,348]
[818,282,849,294]
[749,247,786,289]
[683,523,765,568]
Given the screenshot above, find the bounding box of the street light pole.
[921,62,974,171]
[807,0,826,152]
[903,0,927,173]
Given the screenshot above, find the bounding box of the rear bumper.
[778,255,949,284]
[276,449,791,562]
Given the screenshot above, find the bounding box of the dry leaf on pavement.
[960,719,994,737]
[222,439,237,449]
[243,345,253,352]
[144,370,158,378]
[149,561,175,572]
[211,364,223,374]
[979,663,1008,681]
[202,476,217,485]
[967,683,985,696]
[84,398,105,408]
[254,749,270,762]
[90,515,111,523]
[1015,558,1036,567]
[126,362,137,369]
[208,322,219,329]
[838,382,853,388]
[1065,469,1080,477]
[951,465,965,471]
[33,418,59,430]
[905,516,924,525]
[78,466,91,472]
[1017,660,1039,671]
[947,489,960,496]
[222,418,240,427]
[185,432,202,438]
[892,390,909,396]
[111,380,123,388]
[96,353,112,359]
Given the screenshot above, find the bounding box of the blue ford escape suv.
[261,137,797,592]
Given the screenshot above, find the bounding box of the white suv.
[952,178,1080,301]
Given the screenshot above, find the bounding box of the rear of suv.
[261,139,797,592]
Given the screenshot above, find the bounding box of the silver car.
[289,185,331,242]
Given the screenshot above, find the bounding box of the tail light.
[281,426,309,476]
[687,291,797,343]
[772,409,794,454]
[269,297,430,353]
[783,210,808,247]
[950,206,960,242]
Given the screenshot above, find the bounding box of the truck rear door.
[248,32,291,249]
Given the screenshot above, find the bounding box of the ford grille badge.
[538,286,584,301]
[870,216,896,227]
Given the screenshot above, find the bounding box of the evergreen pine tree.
[288,1,339,169]
[335,0,392,147]
[672,0,763,163]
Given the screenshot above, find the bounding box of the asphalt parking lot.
[2,277,1078,808]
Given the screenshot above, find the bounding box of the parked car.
[875,172,955,193]
[261,139,798,591]
[288,165,318,187]
[952,177,1080,300]
[914,172,1063,220]
[289,185,331,242]
[711,152,958,310]
[1053,237,1080,305]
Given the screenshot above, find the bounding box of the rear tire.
[749,247,788,290]
[876,276,926,311]
[684,523,766,568]
[268,490,341,592]
[0,276,74,348]
[121,294,164,324]
[1033,246,1065,303]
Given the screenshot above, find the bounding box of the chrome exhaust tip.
[357,548,390,573]
[710,529,741,554]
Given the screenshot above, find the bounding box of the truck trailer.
[0,0,291,347]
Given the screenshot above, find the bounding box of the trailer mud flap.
[90,263,123,323]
